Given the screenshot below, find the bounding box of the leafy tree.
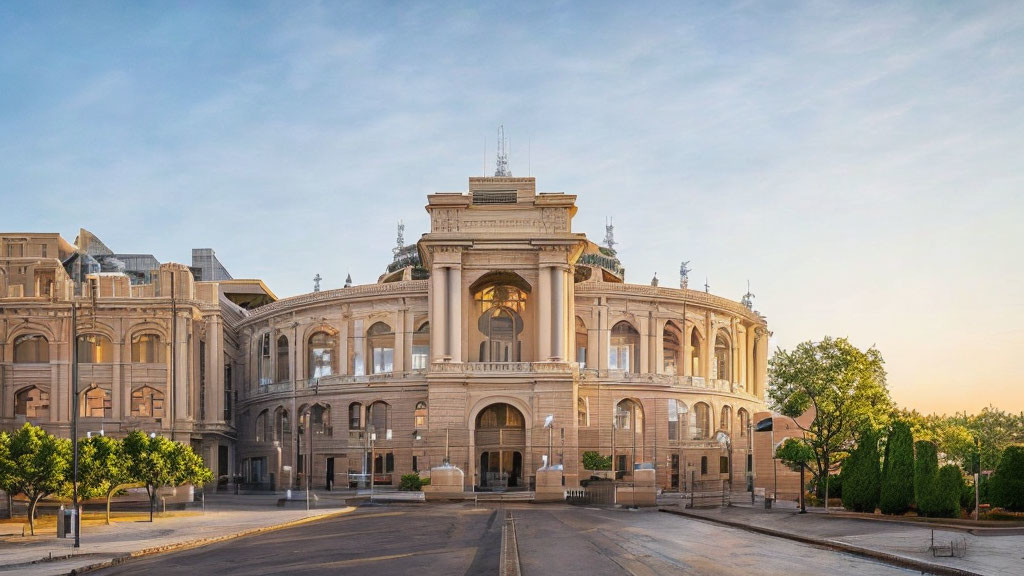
[776,437,815,471]
[914,440,941,516]
[840,428,880,512]
[879,421,915,515]
[6,423,71,535]
[123,432,212,521]
[0,431,16,519]
[768,337,891,500]
[82,435,136,524]
[582,451,612,471]
[990,445,1024,511]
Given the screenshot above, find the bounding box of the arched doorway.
[475,403,526,491]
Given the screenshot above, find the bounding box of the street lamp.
[71,302,80,548]
[368,426,376,502]
[715,431,732,492]
[544,415,554,469]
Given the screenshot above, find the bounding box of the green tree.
[934,464,964,518]
[82,435,136,524]
[0,431,16,519]
[914,440,941,516]
[879,421,915,515]
[123,432,212,521]
[989,445,1024,511]
[582,451,612,471]
[768,337,891,501]
[6,423,71,535]
[840,428,881,513]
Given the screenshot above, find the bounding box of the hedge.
[880,421,915,515]
[990,445,1024,511]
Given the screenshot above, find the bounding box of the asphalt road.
[92,504,919,576]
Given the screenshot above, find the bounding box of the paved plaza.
[83,504,926,576]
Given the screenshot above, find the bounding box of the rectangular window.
[720,456,729,474]
[372,347,394,374]
[40,243,47,258]
[609,345,630,371]
[411,345,429,370]
[352,320,365,376]
[224,364,233,421]
[668,399,678,441]
[701,456,708,475]
[412,455,419,472]
[577,346,586,368]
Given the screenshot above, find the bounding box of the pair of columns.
[536,264,570,361]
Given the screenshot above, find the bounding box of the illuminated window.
[414,401,428,427]
[131,334,164,363]
[14,335,49,363]
[77,334,112,363]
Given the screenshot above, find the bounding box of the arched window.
[14,386,49,418]
[349,402,363,430]
[689,328,702,376]
[255,410,269,443]
[412,322,430,370]
[614,399,645,471]
[414,401,428,427]
[578,396,589,427]
[276,335,289,383]
[131,334,164,363]
[257,333,272,385]
[130,386,165,417]
[714,330,731,381]
[308,331,336,378]
[575,317,588,367]
[77,334,112,363]
[275,407,290,441]
[81,386,111,418]
[367,322,394,374]
[473,276,528,362]
[615,399,643,430]
[311,403,331,435]
[663,322,682,375]
[668,399,688,441]
[368,401,390,434]
[720,405,732,433]
[738,408,749,437]
[14,335,49,363]
[610,322,638,372]
[476,403,525,429]
[694,403,711,439]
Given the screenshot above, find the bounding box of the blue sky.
[2,1,1022,413]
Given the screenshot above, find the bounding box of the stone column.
[551,266,564,361]
[597,300,609,371]
[447,266,462,362]
[430,265,447,360]
[703,315,714,380]
[393,309,406,372]
[654,317,664,374]
[756,330,768,398]
[638,316,650,374]
[683,321,692,377]
[737,326,747,392]
[537,266,551,361]
[338,318,349,376]
[112,336,123,419]
[746,327,756,393]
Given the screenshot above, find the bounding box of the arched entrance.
[475,403,525,491]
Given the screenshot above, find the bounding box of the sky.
[1,1,1022,415]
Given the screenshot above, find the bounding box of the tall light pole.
[368,425,376,502]
[71,301,80,548]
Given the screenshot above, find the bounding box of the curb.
[67,507,356,575]
[659,508,984,576]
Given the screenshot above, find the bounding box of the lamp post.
[716,431,732,493]
[368,425,376,502]
[71,302,80,548]
[544,415,554,469]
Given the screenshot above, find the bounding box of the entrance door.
[480,450,522,490]
[326,457,335,491]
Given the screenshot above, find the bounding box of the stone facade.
[1,175,771,495]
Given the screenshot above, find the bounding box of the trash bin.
[57,506,76,538]
[764,497,773,510]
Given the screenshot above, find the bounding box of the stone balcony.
[429,361,578,376]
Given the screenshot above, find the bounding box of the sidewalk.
[0,493,354,576]
[660,502,1024,576]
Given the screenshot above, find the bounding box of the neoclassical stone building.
[1,175,769,494]
[236,176,769,492]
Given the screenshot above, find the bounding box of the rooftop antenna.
[604,217,617,253]
[393,220,405,259]
[679,261,691,290]
[704,277,710,293]
[495,125,511,176]
[313,273,322,293]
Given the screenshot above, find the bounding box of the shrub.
[841,429,880,513]
[990,445,1024,511]
[933,464,964,518]
[961,477,977,514]
[582,451,611,471]
[815,474,842,500]
[399,473,423,491]
[915,440,941,516]
[880,421,915,515]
